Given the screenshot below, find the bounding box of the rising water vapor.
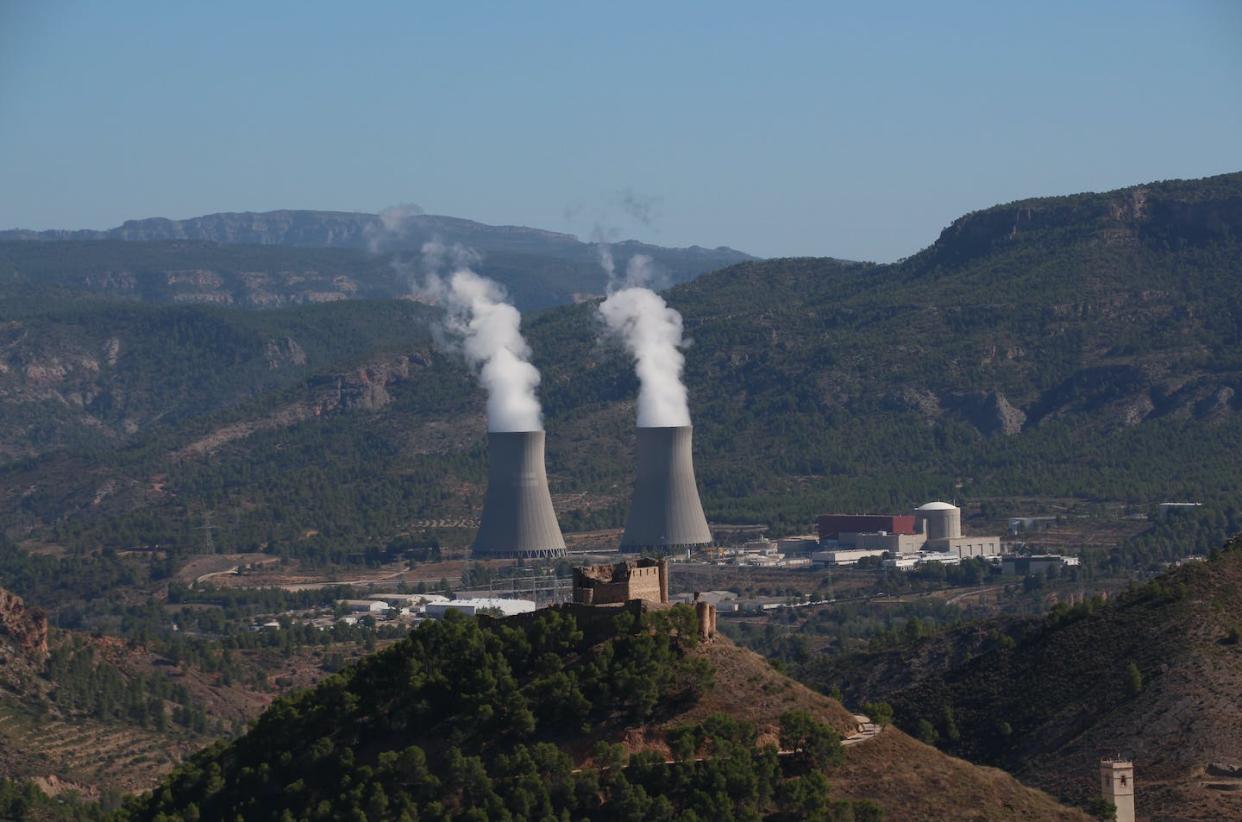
[598,253,691,428]
[420,242,543,432]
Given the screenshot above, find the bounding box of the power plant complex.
[813,500,1003,567]
[468,427,1002,562]
[459,283,993,561]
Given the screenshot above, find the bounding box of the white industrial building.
[732,539,780,557]
[812,548,888,566]
[882,555,919,570]
[424,598,536,619]
[338,599,392,614]
[919,552,962,565]
[371,593,449,607]
[882,552,963,572]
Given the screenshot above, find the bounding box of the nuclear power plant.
[472,431,567,559]
[619,425,713,554]
[813,500,1004,565]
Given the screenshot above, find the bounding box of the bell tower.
[1099,758,1135,822]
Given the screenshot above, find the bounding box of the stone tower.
[1099,759,1135,822]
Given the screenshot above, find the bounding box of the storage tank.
[915,501,961,541]
[472,431,566,559]
[619,425,712,554]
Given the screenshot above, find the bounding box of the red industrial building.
[816,514,916,542]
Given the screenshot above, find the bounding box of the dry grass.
[830,728,1090,820]
[621,636,1086,820]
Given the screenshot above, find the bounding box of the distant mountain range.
[0,210,754,311]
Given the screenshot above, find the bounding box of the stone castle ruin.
[571,558,715,640]
[572,557,669,606]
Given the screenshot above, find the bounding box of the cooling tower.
[472,431,566,559]
[620,425,712,554]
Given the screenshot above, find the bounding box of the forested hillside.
[122,606,1085,821]
[796,536,1242,821]
[1,172,1240,573]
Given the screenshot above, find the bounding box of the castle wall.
[572,559,668,606]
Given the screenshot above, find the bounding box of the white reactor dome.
[915,501,961,540]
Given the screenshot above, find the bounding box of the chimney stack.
[472,431,566,559]
[620,425,712,554]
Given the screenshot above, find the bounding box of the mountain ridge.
[0,208,754,313]
[2,208,749,257]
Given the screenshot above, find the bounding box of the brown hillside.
[650,637,1088,821]
[1013,538,1242,821]
[805,536,1242,821]
[831,729,1088,822]
[0,621,387,795]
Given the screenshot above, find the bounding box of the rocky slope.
[0,587,47,659]
[0,297,440,462]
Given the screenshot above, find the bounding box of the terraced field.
[0,700,200,794]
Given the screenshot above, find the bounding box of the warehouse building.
[817,514,915,542]
[812,548,888,566]
[424,598,536,619]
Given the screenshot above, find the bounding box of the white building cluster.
[332,593,536,625]
[812,501,1005,570]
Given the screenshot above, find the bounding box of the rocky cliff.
[0,587,49,658]
[924,172,1242,269]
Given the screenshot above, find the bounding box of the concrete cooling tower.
[472,431,566,559]
[620,425,713,554]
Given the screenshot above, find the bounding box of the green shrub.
[863,702,893,727]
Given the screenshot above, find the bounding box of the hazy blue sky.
[2,1,1239,260]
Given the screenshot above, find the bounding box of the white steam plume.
[598,253,691,427]
[420,241,543,432]
[366,202,425,254]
